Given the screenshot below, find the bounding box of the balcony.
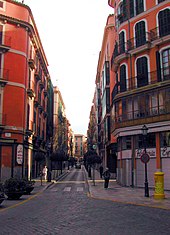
[27,88,35,99]
[0,68,9,87]
[28,59,36,70]
[113,105,170,131]
[34,69,41,81]
[39,81,44,89]
[34,99,40,108]
[150,26,170,47]
[0,34,11,53]
[112,67,170,100]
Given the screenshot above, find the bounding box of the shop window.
[138,133,156,149]
[135,21,146,47]
[122,136,131,150]
[158,9,170,37]
[136,57,148,87]
[160,132,170,147]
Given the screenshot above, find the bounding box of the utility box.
[154,172,165,199]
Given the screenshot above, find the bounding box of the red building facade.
[0,0,51,180]
[108,0,170,189]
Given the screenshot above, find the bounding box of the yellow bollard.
[154,172,165,199]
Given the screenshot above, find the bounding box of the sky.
[23,0,112,135]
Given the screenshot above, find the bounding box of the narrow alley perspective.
[0,1,170,235]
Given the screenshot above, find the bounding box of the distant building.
[74,134,86,160]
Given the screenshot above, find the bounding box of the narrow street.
[0,167,170,235]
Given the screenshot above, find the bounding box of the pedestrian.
[99,165,104,178]
[43,166,48,181]
[103,167,111,189]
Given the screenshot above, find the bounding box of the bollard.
[154,172,165,199]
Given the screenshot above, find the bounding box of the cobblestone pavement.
[85,168,170,211]
[0,167,170,235]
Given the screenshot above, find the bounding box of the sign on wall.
[16,144,23,164]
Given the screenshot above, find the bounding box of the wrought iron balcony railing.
[111,67,170,101]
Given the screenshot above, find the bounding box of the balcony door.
[136,57,148,88]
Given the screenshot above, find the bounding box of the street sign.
[141,153,150,164]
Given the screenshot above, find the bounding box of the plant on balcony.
[0,183,5,205]
[3,177,27,200]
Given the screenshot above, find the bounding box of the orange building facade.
[0,0,52,180]
[107,0,170,189]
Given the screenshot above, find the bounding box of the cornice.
[0,12,49,76]
[97,23,115,76]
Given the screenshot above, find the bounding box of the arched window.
[135,21,146,47]
[136,57,148,87]
[120,64,127,92]
[119,31,125,54]
[158,8,170,37]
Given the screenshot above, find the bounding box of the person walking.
[43,166,48,181]
[99,165,104,178]
[103,167,111,189]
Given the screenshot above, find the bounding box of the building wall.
[108,0,170,189]
[0,0,50,180]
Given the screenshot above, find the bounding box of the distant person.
[99,165,104,178]
[43,166,48,181]
[103,168,111,189]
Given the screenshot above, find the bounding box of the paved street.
[0,166,170,235]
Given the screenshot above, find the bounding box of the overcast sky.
[24,0,112,135]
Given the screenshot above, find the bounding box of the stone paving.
[85,168,170,211]
[1,166,170,211]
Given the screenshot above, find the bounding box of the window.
[117,0,127,24]
[130,0,134,18]
[136,0,144,15]
[158,9,170,37]
[160,132,170,147]
[0,1,4,8]
[162,48,170,80]
[0,25,2,45]
[119,31,125,54]
[122,136,131,150]
[136,57,148,87]
[135,21,146,47]
[120,65,127,92]
[158,0,165,3]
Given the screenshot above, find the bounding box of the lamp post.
[141,125,149,197]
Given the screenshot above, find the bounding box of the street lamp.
[141,124,149,197]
